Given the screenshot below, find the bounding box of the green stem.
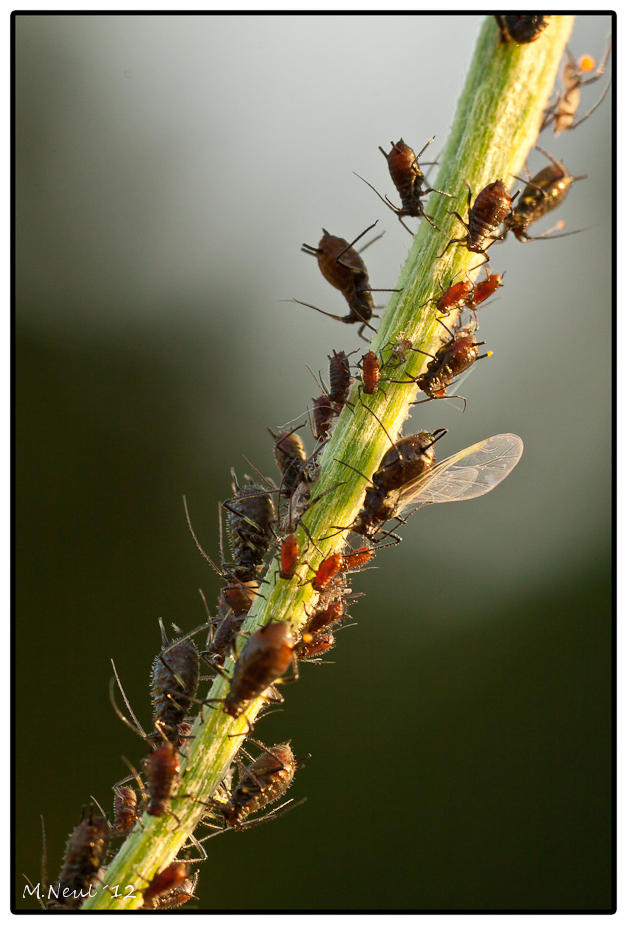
[84,14,573,910]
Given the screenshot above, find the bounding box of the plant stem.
[84,14,573,910]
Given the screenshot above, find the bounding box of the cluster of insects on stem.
[24,18,610,910]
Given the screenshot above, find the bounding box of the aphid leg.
[357,229,386,254]
[333,457,374,485]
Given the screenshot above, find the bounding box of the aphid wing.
[397,434,523,510]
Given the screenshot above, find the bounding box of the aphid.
[141,862,190,909]
[306,599,345,635]
[311,393,336,442]
[405,321,492,408]
[113,786,139,835]
[541,41,611,134]
[504,147,586,242]
[383,336,415,370]
[352,432,524,541]
[222,621,298,718]
[268,427,307,498]
[52,807,110,908]
[278,533,300,580]
[151,872,199,910]
[340,545,375,572]
[204,581,259,668]
[311,552,343,591]
[328,349,353,407]
[358,137,451,233]
[294,628,336,660]
[143,741,181,817]
[434,278,474,316]
[495,15,549,44]
[220,742,303,829]
[225,470,275,582]
[441,180,513,267]
[151,620,200,745]
[360,350,381,395]
[468,269,503,311]
[299,224,381,339]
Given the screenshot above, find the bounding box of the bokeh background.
[16,14,612,911]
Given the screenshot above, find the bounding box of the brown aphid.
[152,872,199,909]
[221,743,301,828]
[217,580,260,621]
[469,270,503,310]
[361,350,381,395]
[495,15,549,44]
[410,322,491,406]
[311,552,343,591]
[375,137,451,231]
[441,180,513,267]
[541,42,611,134]
[328,349,352,407]
[151,621,200,745]
[311,393,336,442]
[434,278,473,316]
[352,430,444,540]
[306,599,345,635]
[52,807,110,908]
[300,224,379,339]
[206,580,260,668]
[268,427,307,498]
[113,786,139,835]
[143,741,181,817]
[294,629,335,660]
[141,862,189,909]
[504,148,586,242]
[223,621,297,718]
[279,533,300,580]
[225,471,275,582]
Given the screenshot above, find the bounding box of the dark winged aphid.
[360,350,381,395]
[504,147,586,242]
[225,470,275,582]
[352,432,524,542]
[51,807,110,908]
[541,42,611,135]
[311,552,343,591]
[441,180,513,267]
[220,742,304,829]
[113,786,139,835]
[495,15,549,44]
[328,349,352,407]
[143,741,181,817]
[223,621,298,718]
[279,533,300,580]
[364,137,451,233]
[151,620,199,745]
[268,427,307,498]
[141,862,190,909]
[299,224,381,340]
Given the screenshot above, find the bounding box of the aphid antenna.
[521,221,595,242]
[411,394,468,413]
[331,220,379,263]
[305,364,328,395]
[276,408,312,431]
[183,495,225,579]
[357,398,397,454]
[356,229,386,254]
[89,795,110,824]
[566,78,611,130]
[120,755,148,799]
[110,662,148,740]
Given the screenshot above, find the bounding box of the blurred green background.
[16,14,612,911]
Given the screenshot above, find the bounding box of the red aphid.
[141,862,189,909]
[295,629,335,660]
[341,546,374,572]
[311,553,343,591]
[361,350,381,395]
[435,279,473,315]
[307,600,344,635]
[469,271,503,308]
[143,742,180,818]
[279,534,299,580]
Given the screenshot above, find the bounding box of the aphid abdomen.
[227,483,275,581]
[468,181,511,250]
[224,743,298,827]
[113,786,139,835]
[141,862,189,909]
[279,533,299,580]
[328,349,352,407]
[223,621,296,717]
[386,139,422,206]
[269,428,307,497]
[361,350,381,395]
[54,810,110,908]
[418,336,479,398]
[311,553,343,591]
[316,231,368,298]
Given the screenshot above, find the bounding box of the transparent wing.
[396,433,523,512]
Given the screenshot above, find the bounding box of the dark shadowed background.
[16,13,612,911]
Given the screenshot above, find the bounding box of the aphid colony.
[28,23,609,909]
